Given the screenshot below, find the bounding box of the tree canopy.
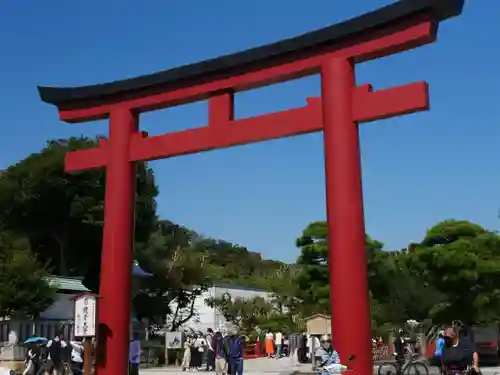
[1,136,499,334]
[294,219,500,336]
[0,137,158,279]
[0,137,285,319]
[0,232,54,318]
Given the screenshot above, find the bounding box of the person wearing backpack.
[44,331,68,375]
[227,332,244,375]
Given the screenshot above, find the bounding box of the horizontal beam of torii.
[65,82,429,171]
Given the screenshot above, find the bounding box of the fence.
[0,320,73,343]
[372,344,391,362]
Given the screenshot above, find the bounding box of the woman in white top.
[306,334,321,359]
[275,332,283,358]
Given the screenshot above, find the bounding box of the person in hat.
[315,335,340,375]
[441,326,479,375]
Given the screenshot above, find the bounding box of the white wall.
[39,293,74,320]
[167,284,271,332]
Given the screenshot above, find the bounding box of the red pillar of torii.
[38,1,463,375]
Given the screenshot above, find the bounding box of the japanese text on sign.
[73,295,97,337]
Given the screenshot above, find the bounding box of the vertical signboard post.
[73,293,99,375]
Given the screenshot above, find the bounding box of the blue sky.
[1,0,498,262]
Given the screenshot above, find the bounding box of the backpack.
[229,336,243,359]
[48,340,62,364]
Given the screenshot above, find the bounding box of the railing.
[244,343,259,359]
[372,344,391,362]
[0,320,73,343]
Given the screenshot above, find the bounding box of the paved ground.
[140,358,500,375]
[141,357,307,375]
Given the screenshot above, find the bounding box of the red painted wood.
[38,8,457,375]
[96,108,137,375]
[321,57,371,375]
[58,18,434,123]
[65,81,429,171]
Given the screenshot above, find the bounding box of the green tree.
[133,221,210,328]
[0,232,54,318]
[205,293,273,334]
[0,137,158,280]
[264,264,301,315]
[404,220,500,325]
[373,253,445,327]
[295,221,330,315]
[190,238,284,286]
[294,221,391,316]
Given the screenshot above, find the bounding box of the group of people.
[181,328,245,375]
[264,332,286,358]
[393,320,480,375]
[23,332,84,375]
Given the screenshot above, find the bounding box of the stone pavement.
[140,358,500,375]
[140,357,312,375]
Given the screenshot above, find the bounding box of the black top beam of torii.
[38,0,463,108]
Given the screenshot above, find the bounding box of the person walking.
[298,333,307,363]
[44,331,68,375]
[228,332,244,375]
[205,328,215,371]
[288,333,299,366]
[275,332,283,359]
[194,334,206,370]
[181,336,192,371]
[129,332,141,375]
[265,332,274,358]
[70,341,84,374]
[213,331,228,375]
[23,345,40,375]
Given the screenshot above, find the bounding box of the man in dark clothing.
[205,328,215,371]
[393,329,406,375]
[442,327,479,374]
[213,331,228,375]
[227,333,244,375]
[45,332,69,375]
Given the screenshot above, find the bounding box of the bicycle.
[377,352,429,375]
[443,364,483,375]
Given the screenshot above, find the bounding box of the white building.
[167,283,271,332]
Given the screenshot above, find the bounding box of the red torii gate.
[38,1,463,375]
